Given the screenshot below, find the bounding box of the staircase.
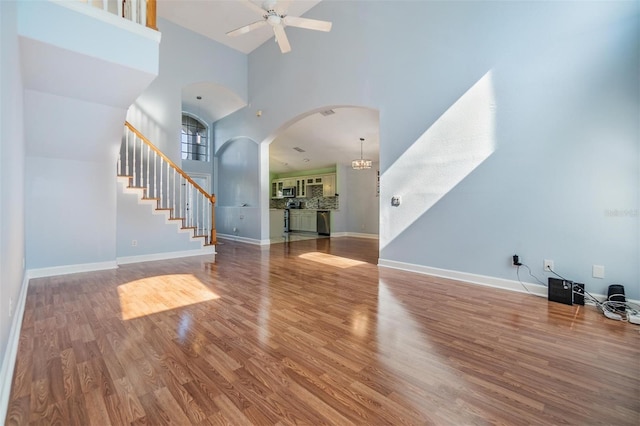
[118,122,217,249]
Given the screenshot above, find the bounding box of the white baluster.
[117,0,123,19]
[140,0,146,27]
[180,175,184,220]
[131,0,137,24]
[159,155,163,208]
[146,144,150,195]
[102,0,108,13]
[201,192,206,237]
[153,151,157,198]
[132,135,137,186]
[125,129,129,176]
[173,169,177,218]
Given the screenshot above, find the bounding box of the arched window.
[181,114,209,161]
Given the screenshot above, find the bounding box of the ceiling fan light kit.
[352,138,372,170]
[227,0,332,54]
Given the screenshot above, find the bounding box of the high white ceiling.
[159,0,380,174]
[158,0,323,54]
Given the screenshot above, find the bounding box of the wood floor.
[6,238,640,425]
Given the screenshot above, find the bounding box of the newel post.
[209,194,217,245]
[146,0,157,30]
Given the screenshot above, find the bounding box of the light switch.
[592,265,605,279]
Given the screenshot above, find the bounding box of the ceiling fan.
[226,0,332,54]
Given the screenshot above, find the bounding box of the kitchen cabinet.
[296,178,306,197]
[322,174,336,197]
[306,176,323,185]
[272,173,336,199]
[290,213,300,231]
[289,210,317,232]
[271,180,284,198]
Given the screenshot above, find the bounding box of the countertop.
[270,208,336,211]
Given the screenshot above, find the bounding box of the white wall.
[116,182,203,257]
[214,1,639,299]
[18,0,160,271]
[127,18,247,164]
[25,156,117,269]
[0,1,25,420]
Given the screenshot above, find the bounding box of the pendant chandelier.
[352,137,372,170]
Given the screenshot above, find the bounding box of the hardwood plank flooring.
[6,237,640,425]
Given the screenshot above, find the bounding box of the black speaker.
[607,284,626,312]
[572,283,585,306]
[548,278,573,305]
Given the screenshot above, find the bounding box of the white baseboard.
[0,272,30,425]
[377,259,640,305]
[333,232,379,239]
[217,234,264,245]
[27,260,118,279]
[117,246,216,265]
[378,258,549,297]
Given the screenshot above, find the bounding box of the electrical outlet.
[131,239,138,247]
[544,259,554,271]
[512,254,522,266]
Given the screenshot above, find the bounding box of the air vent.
[320,109,335,116]
[293,147,306,152]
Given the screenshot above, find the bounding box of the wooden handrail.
[124,121,217,244]
[124,121,214,202]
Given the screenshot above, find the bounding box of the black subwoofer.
[607,284,626,312]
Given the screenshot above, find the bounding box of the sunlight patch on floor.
[298,251,366,268]
[117,274,220,320]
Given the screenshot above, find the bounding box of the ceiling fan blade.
[273,24,291,53]
[226,20,267,37]
[284,16,332,32]
[241,0,268,16]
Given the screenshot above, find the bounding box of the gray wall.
[214,1,639,298]
[344,164,379,235]
[0,0,26,411]
[216,138,261,239]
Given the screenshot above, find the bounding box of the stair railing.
[118,122,217,245]
[80,0,157,30]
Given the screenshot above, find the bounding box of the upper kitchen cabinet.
[322,174,336,197]
[296,178,306,197]
[306,176,324,186]
[271,180,284,198]
[271,172,336,198]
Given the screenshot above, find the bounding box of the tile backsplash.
[270,185,339,210]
